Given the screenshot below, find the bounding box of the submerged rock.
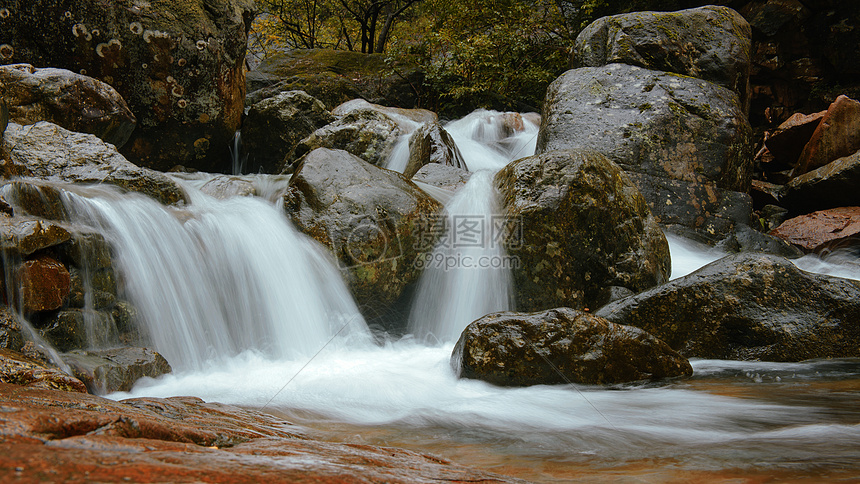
[332,99,437,129]
[495,150,670,312]
[595,253,860,361]
[0,63,136,147]
[199,175,257,199]
[452,308,692,386]
[62,347,171,394]
[412,163,472,192]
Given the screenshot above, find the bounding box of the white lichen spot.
[171,85,183,97]
[0,44,13,59]
[166,75,175,83]
[91,29,100,36]
[95,39,122,58]
[64,11,72,18]
[177,58,186,67]
[72,23,88,38]
[0,8,10,18]
[143,29,169,43]
[196,40,207,50]
[141,63,148,69]
[129,21,143,35]
[79,68,87,75]
[177,99,188,108]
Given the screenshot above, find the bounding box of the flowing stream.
[36,110,860,482]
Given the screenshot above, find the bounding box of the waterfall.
[61,184,369,370]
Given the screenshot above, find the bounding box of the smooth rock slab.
[769,207,860,253]
[452,308,692,386]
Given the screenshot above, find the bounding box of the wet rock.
[782,149,860,214]
[0,383,522,483]
[0,307,25,352]
[0,0,257,172]
[241,90,334,174]
[0,180,68,220]
[246,48,425,110]
[403,122,467,178]
[452,308,692,386]
[0,217,71,256]
[18,255,71,313]
[495,150,670,312]
[769,207,860,253]
[537,64,754,239]
[411,163,472,192]
[595,253,860,361]
[764,110,824,168]
[62,347,171,394]
[199,175,256,199]
[574,6,752,110]
[332,99,438,130]
[67,267,117,310]
[284,148,442,318]
[0,100,7,138]
[287,109,402,171]
[1,122,185,205]
[0,349,87,393]
[0,63,136,147]
[37,309,88,352]
[793,95,860,177]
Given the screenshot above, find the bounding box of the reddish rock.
[764,110,825,166]
[0,383,524,483]
[793,96,860,176]
[769,206,860,252]
[18,255,71,313]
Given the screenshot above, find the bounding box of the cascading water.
[61,182,369,370]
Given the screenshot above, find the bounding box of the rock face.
[246,49,425,110]
[793,95,860,177]
[0,0,256,172]
[241,90,334,174]
[452,308,692,386]
[18,255,71,314]
[62,347,171,394]
[495,150,670,312]
[595,253,860,361]
[537,64,754,239]
[0,63,136,147]
[287,109,402,171]
[0,383,523,483]
[574,6,752,110]
[403,122,467,178]
[0,308,25,353]
[769,207,860,253]
[284,148,442,318]
[1,122,185,205]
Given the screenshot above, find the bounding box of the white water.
[62,184,369,370]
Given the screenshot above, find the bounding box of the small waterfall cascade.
[61,183,370,370]
[230,130,246,175]
[407,171,515,342]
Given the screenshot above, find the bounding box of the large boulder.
[595,253,860,361]
[403,122,467,179]
[287,109,402,172]
[769,207,860,253]
[792,95,860,177]
[1,122,185,205]
[0,0,256,172]
[574,6,752,111]
[331,99,437,129]
[537,64,754,239]
[62,347,171,394]
[495,150,670,312]
[283,148,442,319]
[241,90,334,174]
[0,63,136,147]
[452,308,692,386]
[246,49,425,110]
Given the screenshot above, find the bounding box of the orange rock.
[793,95,860,176]
[764,110,824,166]
[769,206,860,252]
[18,255,70,313]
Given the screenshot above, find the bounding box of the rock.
[452,308,692,386]
[0,308,25,352]
[284,148,442,319]
[62,347,171,394]
[0,383,523,483]
[793,95,860,176]
[495,150,670,312]
[0,349,87,393]
[0,0,257,172]
[0,180,68,220]
[241,90,334,174]
[199,175,256,199]
[246,48,425,110]
[18,255,71,313]
[403,122,467,178]
[37,310,89,352]
[764,110,825,167]
[1,122,186,205]
[714,223,803,258]
[288,109,402,171]
[595,253,860,361]
[537,64,754,239]
[0,64,136,147]
[574,6,752,110]
[0,100,7,138]
[411,163,472,192]
[67,268,116,310]
[332,99,438,130]
[0,217,71,256]
[769,207,860,253]
[782,149,860,214]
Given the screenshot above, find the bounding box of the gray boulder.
[412,163,472,192]
[62,347,172,394]
[0,64,136,147]
[574,6,752,111]
[403,122,467,178]
[595,253,860,361]
[452,308,692,386]
[495,150,670,312]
